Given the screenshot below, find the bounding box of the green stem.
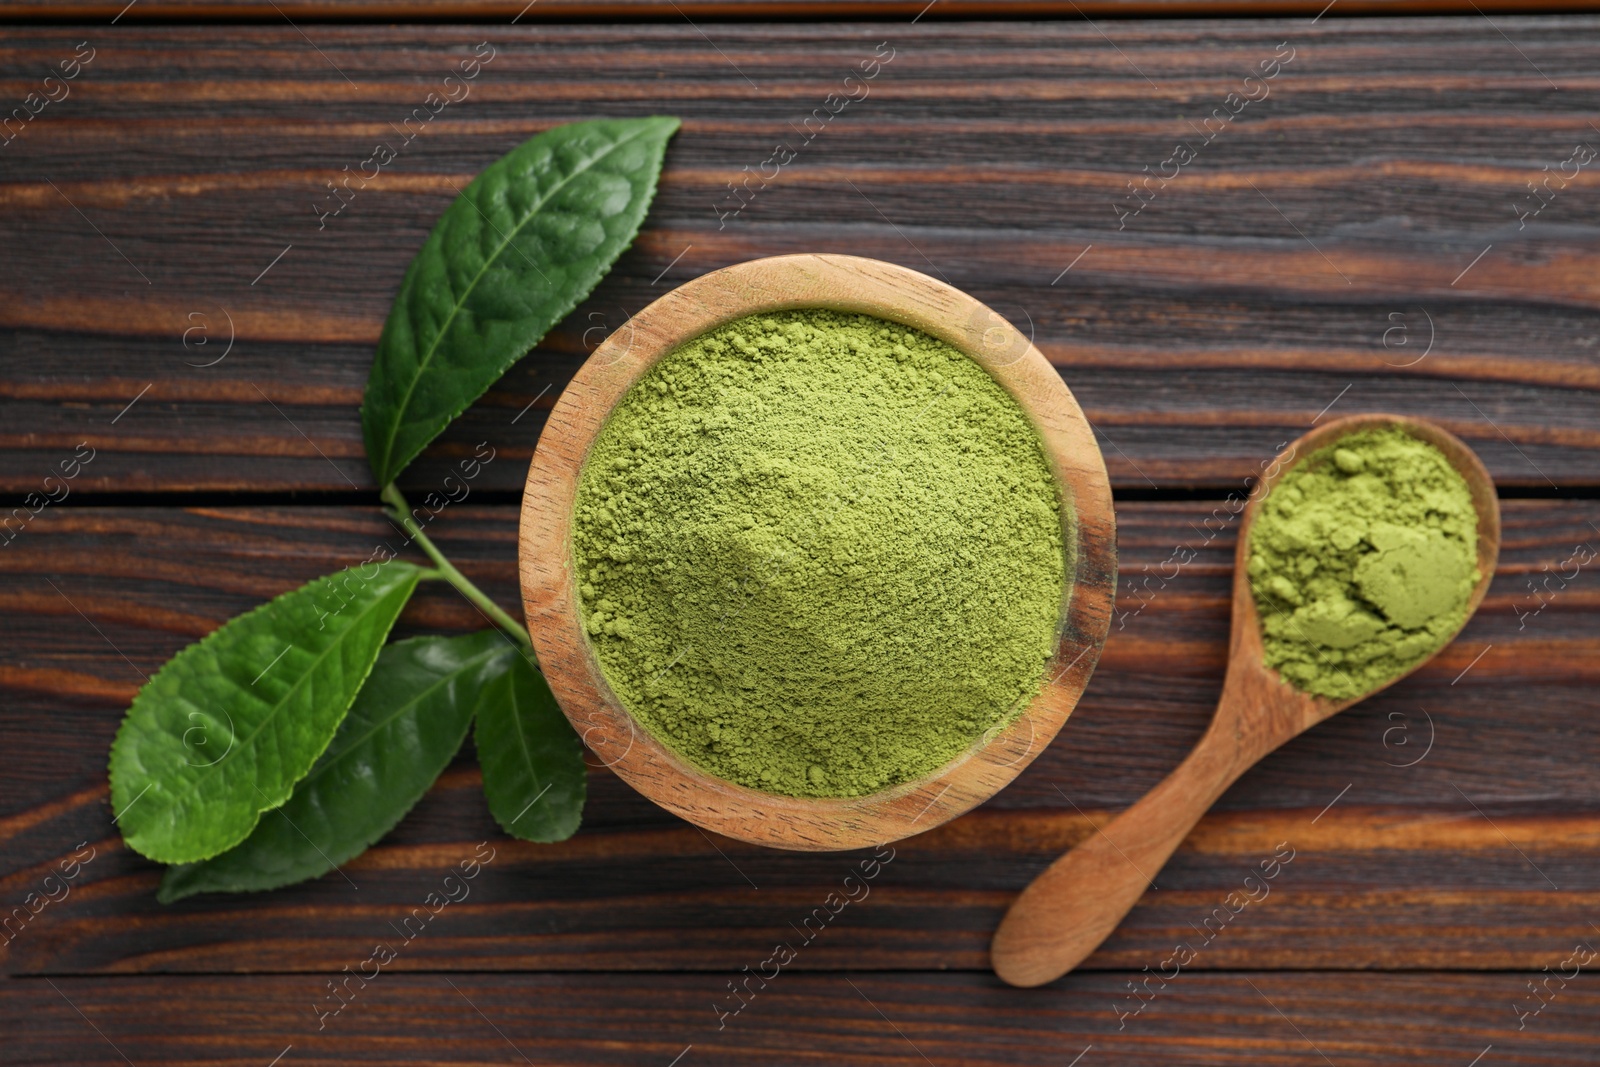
[382,483,533,653]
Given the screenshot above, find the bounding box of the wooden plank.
[7,972,1596,1066]
[2,21,1597,493]
[9,0,1600,19]
[8,797,1600,974]
[2,500,1595,974]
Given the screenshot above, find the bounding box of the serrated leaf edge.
[157,632,504,902]
[481,647,584,842]
[365,115,680,484]
[109,561,423,864]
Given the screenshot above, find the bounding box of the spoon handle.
[991,711,1250,987]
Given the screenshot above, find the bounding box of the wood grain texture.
[7,972,1598,1066]
[994,413,1501,985]
[2,500,1595,975]
[18,0,1600,18]
[520,254,1116,850]
[4,12,1596,1061]
[3,21,1599,494]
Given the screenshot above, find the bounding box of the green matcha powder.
[573,310,1068,797]
[1249,427,1479,700]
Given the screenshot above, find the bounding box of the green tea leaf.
[109,560,423,865]
[159,631,508,902]
[362,115,680,487]
[477,648,585,841]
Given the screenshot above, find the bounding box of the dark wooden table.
[3,6,1598,1064]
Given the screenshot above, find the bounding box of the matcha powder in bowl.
[571,309,1069,799]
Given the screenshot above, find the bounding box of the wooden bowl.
[518,254,1115,851]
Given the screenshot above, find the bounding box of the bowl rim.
[518,253,1116,851]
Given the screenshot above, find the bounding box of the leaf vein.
[152,570,416,813]
[374,123,660,478]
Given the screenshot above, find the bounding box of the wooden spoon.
[990,413,1500,988]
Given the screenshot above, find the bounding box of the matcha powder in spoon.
[1248,427,1480,700]
[572,309,1068,798]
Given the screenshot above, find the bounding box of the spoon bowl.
[519,254,1118,851]
[990,412,1500,987]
